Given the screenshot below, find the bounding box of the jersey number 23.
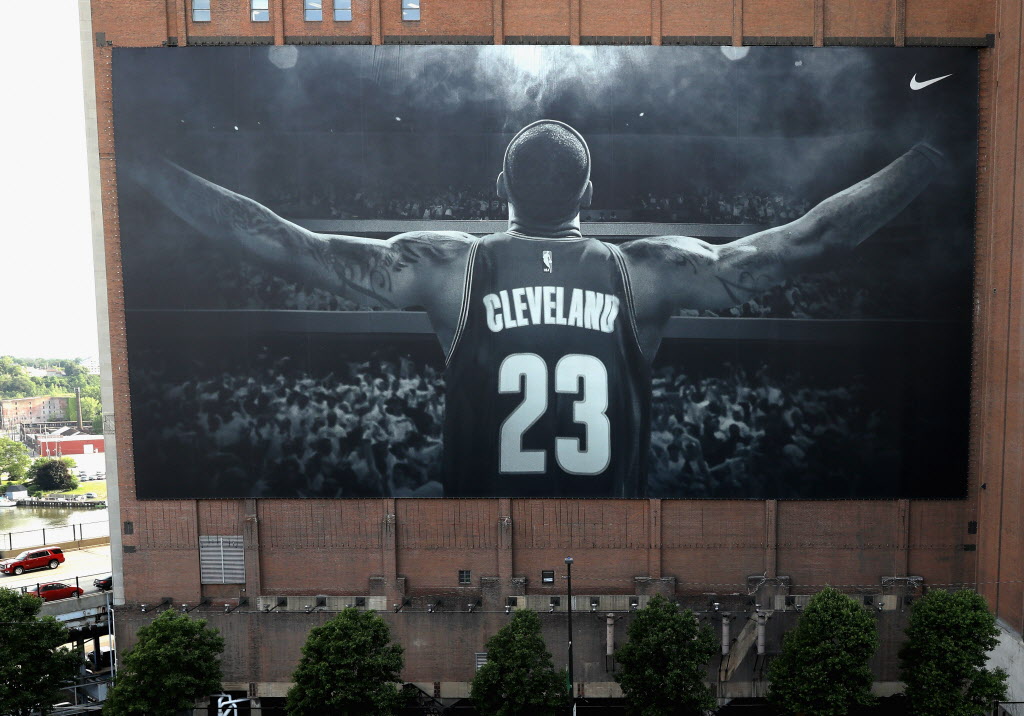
[498,352,610,475]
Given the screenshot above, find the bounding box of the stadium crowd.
[263,182,510,221]
[261,182,811,226]
[635,188,812,226]
[133,356,883,499]
[198,263,916,320]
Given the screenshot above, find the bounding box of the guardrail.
[1,520,109,551]
[10,569,112,599]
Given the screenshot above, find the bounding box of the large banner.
[114,46,976,500]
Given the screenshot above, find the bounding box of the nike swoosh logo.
[910,73,952,90]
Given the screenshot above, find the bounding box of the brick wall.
[87,0,1024,691]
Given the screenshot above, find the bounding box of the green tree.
[614,594,717,716]
[899,589,1008,716]
[0,356,35,398]
[0,438,30,480]
[768,587,879,716]
[66,395,102,426]
[104,610,225,716]
[470,609,569,716]
[0,588,82,716]
[287,608,405,715]
[27,457,78,492]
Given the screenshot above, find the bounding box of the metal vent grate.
[199,535,245,584]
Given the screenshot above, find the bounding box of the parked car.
[94,575,112,591]
[0,547,65,575]
[85,492,97,499]
[26,582,83,601]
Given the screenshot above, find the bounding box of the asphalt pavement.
[0,544,112,597]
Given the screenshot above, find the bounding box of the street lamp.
[565,556,574,709]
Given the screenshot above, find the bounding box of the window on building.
[401,0,419,21]
[334,0,352,21]
[251,0,269,22]
[458,569,471,585]
[199,535,245,584]
[475,652,488,671]
[541,570,555,585]
[192,0,211,21]
[304,0,322,21]
[549,596,561,607]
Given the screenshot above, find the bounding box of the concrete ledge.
[222,680,902,701]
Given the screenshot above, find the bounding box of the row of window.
[191,0,419,22]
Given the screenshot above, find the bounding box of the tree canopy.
[104,610,225,716]
[470,609,569,716]
[768,586,879,716]
[28,457,78,492]
[287,608,405,715]
[614,594,717,716]
[899,589,1008,716]
[0,356,101,408]
[0,438,30,480]
[0,588,82,716]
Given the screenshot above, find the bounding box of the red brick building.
[0,396,70,430]
[33,433,105,457]
[83,0,1024,708]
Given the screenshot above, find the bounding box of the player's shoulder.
[388,230,477,264]
[617,235,718,268]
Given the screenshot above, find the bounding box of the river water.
[0,506,110,551]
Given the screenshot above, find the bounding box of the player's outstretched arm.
[622,143,944,315]
[135,160,473,310]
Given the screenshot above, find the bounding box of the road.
[0,545,112,596]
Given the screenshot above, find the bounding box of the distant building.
[31,433,104,458]
[4,485,28,501]
[0,396,69,430]
[23,366,66,379]
[81,357,101,376]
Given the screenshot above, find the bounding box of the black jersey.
[442,231,651,498]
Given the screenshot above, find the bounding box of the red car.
[26,582,83,602]
[0,547,64,575]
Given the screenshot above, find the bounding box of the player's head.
[497,120,593,223]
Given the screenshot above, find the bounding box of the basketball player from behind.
[146,120,945,498]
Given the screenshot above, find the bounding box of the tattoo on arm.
[319,231,464,309]
[714,271,777,305]
[325,248,403,309]
[155,163,469,309]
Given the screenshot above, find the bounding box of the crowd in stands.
[133,357,885,499]
[200,263,919,320]
[263,182,510,221]
[260,182,811,226]
[135,355,447,498]
[646,363,884,498]
[635,188,812,226]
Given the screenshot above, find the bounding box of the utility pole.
[565,556,574,712]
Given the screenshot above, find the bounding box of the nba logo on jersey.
[542,250,553,273]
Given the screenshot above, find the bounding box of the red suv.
[26,582,83,601]
[0,547,65,575]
